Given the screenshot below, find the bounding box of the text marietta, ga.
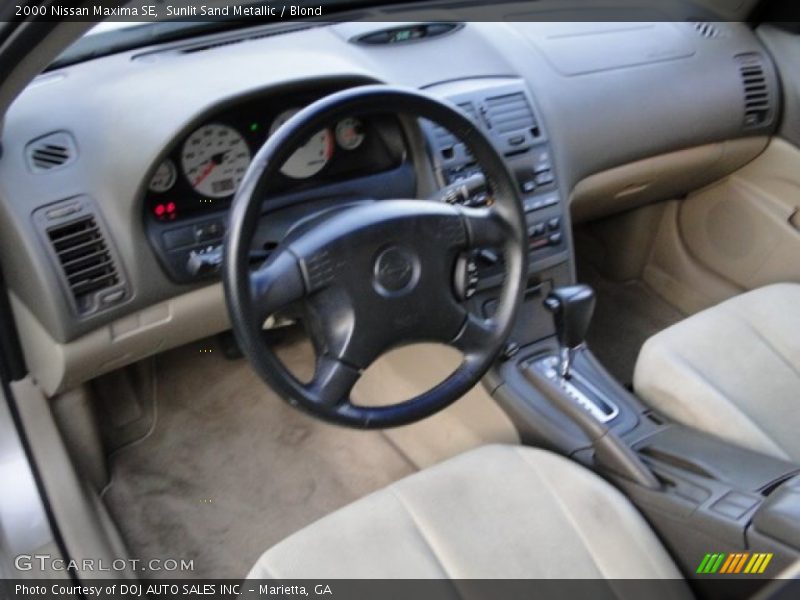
[42,4,324,17]
[16,584,332,596]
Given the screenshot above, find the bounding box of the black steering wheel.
[223,85,527,428]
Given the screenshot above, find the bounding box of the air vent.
[47,215,121,314]
[430,102,479,154]
[484,93,538,136]
[692,22,721,38]
[736,54,772,129]
[25,132,77,173]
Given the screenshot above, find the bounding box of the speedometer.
[269,109,333,179]
[181,124,251,198]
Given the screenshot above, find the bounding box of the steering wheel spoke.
[250,250,306,323]
[460,206,511,250]
[304,355,361,408]
[452,314,499,361]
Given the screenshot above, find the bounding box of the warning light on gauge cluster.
[153,202,177,220]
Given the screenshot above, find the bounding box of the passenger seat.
[634,283,800,462]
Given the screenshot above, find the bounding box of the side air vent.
[692,22,722,38]
[25,132,77,173]
[736,54,773,129]
[35,198,128,316]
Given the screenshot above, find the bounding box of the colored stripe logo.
[696,552,773,574]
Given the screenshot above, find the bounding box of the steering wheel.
[223,85,528,428]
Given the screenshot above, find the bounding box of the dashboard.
[143,89,407,222]
[141,85,411,283]
[0,14,781,395]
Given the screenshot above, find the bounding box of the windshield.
[52,0,397,69]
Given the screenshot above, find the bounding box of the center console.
[488,283,800,591]
[421,78,572,294]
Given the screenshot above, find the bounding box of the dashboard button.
[529,222,546,238]
[548,232,563,246]
[523,196,543,212]
[194,220,225,243]
[542,194,559,207]
[535,170,555,186]
[547,217,561,231]
[530,237,549,250]
[521,180,536,194]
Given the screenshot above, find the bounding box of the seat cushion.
[248,444,684,580]
[634,283,800,462]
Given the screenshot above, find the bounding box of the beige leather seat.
[635,283,800,462]
[248,445,687,582]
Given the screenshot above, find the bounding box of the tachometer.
[335,117,365,150]
[269,109,333,179]
[181,124,251,198]
[148,158,177,193]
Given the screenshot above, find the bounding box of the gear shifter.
[544,285,596,378]
[524,283,659,489]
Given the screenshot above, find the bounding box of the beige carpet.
[578,266,685,386]
[102,333,415,579]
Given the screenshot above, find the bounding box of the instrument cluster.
[144,90,405,221]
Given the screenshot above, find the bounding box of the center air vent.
[25,131,77,173]
[484,93,538,135]
[736,54,773,129]
[482,92,541,153]
[430,102,479,159]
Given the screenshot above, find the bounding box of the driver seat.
[248,445,688,585]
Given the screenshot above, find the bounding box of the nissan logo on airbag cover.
[373,246,419,296]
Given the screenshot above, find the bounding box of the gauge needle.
[193,151,228,187]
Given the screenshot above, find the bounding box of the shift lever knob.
[544,285,596,377]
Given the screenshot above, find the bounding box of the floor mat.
[578,266,685,386]
[102,334,415,579]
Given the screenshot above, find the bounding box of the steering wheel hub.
[373,246,418,296]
